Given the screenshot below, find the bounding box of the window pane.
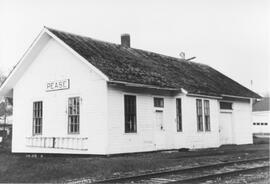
[68,97,80,133]
[124,95,137,133]
[33,101,42,135]
[176,98,182,132]
[204,100,211,131]
[220,102,232,110]
[154,98,164,107]
[196,99,203,131]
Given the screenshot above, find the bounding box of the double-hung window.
[176,98,182,132]
[68,97,80,134]
[196,99,211,132]
[196,99,203,131]
[204,100,210,131]
[33,101,43,135]
[124,95,137,133]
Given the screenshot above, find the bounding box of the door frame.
[219,111,234,145]
[154,109,166,150]
[152,95,166,150]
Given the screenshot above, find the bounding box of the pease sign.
[46,79,70,92]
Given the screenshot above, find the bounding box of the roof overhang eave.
[221,94,256,100]
[186,93,222,99]
[108,80,181,91]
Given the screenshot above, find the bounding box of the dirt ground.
[200,168,269,184]
[0,143,269,183]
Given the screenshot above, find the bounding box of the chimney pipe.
[121,34,130,48]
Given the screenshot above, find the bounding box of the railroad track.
[94,157,269,184]
[166,149,268,160]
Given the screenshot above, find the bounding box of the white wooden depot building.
[0,27,260,155]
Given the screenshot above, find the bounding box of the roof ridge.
[45,26,120,47]
[45,27,205,66]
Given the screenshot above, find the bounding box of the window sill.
[124,132,138,135]
[32,134,42,136]
[220,109,233,113]
[197,131,211,133]
[68,133,80,135]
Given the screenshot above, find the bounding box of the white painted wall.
[106,86,254,154]
[178,96,220,149]
[106,87,221,154]
[252,111,270,134]
[232,101,253,144]
[12,35,108,154]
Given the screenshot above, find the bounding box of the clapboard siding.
[107,88,155,153]
[12,37,108,154]
[174,96,220,149]
[233,101,253,144]
[107,87,221,154]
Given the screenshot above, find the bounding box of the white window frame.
[153,97,164,108]
[33,101,43,136]
[196,98,211,132]
[124,94,137,133]
[176,98,182,132]
[204,100,211,131]
[68,97,80,134]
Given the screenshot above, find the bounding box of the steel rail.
[94,157,269,183]
[167,149,267,159]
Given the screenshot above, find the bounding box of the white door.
[219,112,234,145]
[155,111,165,150]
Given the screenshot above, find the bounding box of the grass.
[0,143,269,183]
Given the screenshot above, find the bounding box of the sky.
[0,0,269,95]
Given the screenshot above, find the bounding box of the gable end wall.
[12,36,108,154]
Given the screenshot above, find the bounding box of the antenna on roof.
[179,52,196,61]
[179,52,185,59]
[185,57,196,62]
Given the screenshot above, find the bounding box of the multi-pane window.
[220,102,232,110]
[196,99,203,131]
[33,101,43,135]
[154,98,164,108]
[68,97,80,134]
[124,95,137,133]
[196,99,211,132]
[176,98,182,132]
[204,100,210,131]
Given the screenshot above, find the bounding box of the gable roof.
[47,28,260,99]
[253,97,270,111]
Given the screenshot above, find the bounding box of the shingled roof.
[48,28,260,98]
